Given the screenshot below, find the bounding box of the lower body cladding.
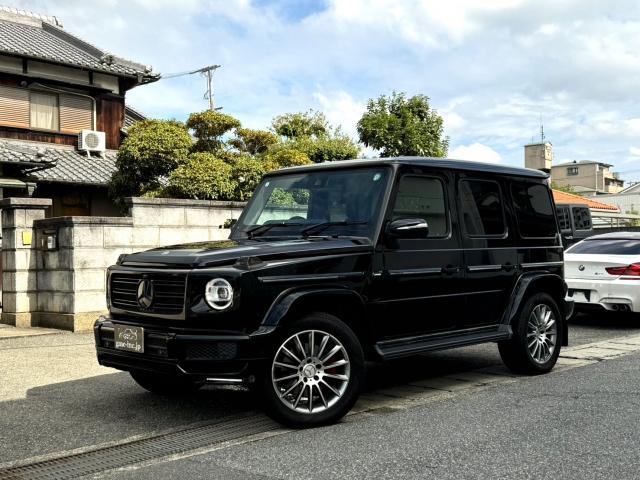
[566,278,639,313]
[94,317,272,385]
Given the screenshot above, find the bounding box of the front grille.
[185,342,238,360]
[110,273,186,315]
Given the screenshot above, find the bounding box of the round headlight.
[205,278,234,310]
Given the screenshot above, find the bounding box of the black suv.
[95,158,571,427]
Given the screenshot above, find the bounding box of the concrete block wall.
[0,198,51,328]
[2,197,246,332]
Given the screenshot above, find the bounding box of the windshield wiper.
[301,221,368,237]
[246,222,304,239]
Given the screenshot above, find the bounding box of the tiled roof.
[0,139,116,186]
[0,139,54,166]
[552,189,620,212]
[123,105,147,130]
[0,7,158,80]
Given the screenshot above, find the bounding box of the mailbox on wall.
[40,229,58,251]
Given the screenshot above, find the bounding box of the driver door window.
[391,176,448,238]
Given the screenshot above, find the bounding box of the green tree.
[286,133,359,163]
[357,92,449,157]
[186,110,241,152]
[271,110,328,139]
[229,128,279,155]
[265,148,312,168]
[270,110,359,163]
[108,119,192,208]
[625,205,640,227]
[231,155,268,201]
[165,152,235,200]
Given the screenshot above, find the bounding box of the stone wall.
[1,197,245,331]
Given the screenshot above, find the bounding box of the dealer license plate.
[114,325,144,353]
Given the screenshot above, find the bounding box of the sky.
[8,0,640,182]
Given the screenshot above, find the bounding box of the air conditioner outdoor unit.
[78,129,106,155]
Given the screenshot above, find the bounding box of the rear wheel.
[499,293,562,374]
[259,313,365,428]
[129,371,203,396]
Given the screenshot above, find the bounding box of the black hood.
[118,237,373,268]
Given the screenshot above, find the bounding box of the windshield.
[233,167,391,239]
[567,238,640,255]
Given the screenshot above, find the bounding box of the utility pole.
[202,65,221,111]
[161,64,221,110]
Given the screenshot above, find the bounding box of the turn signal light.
[606,263,640,277]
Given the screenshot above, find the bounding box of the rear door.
[456,175,517,328]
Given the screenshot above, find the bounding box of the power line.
[158,64,222,110]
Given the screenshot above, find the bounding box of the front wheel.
[259,313,365,428]
[499,293,563,374]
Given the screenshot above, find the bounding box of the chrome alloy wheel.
[271,330,350,414]
[526,304,557,364]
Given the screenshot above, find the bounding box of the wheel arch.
[504,272,569,346]
[261,288,371,350]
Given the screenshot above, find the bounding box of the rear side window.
[567,239,640,255]
[572,207,592,230]
[459,180,505,236]
[392,176,448,238]
[511,182,557,238]
[556,206,571,231]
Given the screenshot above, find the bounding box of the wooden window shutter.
[0,85,29,128]
[59,94,93,133]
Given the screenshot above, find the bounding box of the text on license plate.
[114,325,144,353]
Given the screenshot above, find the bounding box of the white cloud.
[7,0,640,181]
[313,90,365,139]
[450,143,503,164]
[630,146,640,157]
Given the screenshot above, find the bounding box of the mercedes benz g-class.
[95,158,571,427]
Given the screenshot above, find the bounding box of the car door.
[372,168,464,340]
[457,175,518,328]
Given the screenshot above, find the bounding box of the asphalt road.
[93,351,640,480]
[0,310,638,479]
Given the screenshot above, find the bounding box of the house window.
[30,91,59,131]
[567,167,579,176]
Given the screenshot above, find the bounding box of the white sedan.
[565,232,640,314]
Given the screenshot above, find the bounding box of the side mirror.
[386,218,429,239]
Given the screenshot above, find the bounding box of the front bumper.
[94,316,275,381]
[565,277,640,313]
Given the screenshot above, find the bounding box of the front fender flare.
[260,287,367,328]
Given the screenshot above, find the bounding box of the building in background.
[550,160,625,196]
[524,139,626,196]
[593,183,640,218]
[524,141,553,173]
[0,6,158,216]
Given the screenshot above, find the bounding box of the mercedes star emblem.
[137,279,154,309]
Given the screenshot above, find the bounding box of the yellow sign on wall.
[22,231,32,246]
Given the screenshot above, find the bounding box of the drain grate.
[0,414,279,480]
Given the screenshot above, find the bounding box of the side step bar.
[375,325,512,360]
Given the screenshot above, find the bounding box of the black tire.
[499,293,563,375]
[257,312,365,428]
[129,370,203,396]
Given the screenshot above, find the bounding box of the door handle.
[501,263,515,272]
[441,266,459,275]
